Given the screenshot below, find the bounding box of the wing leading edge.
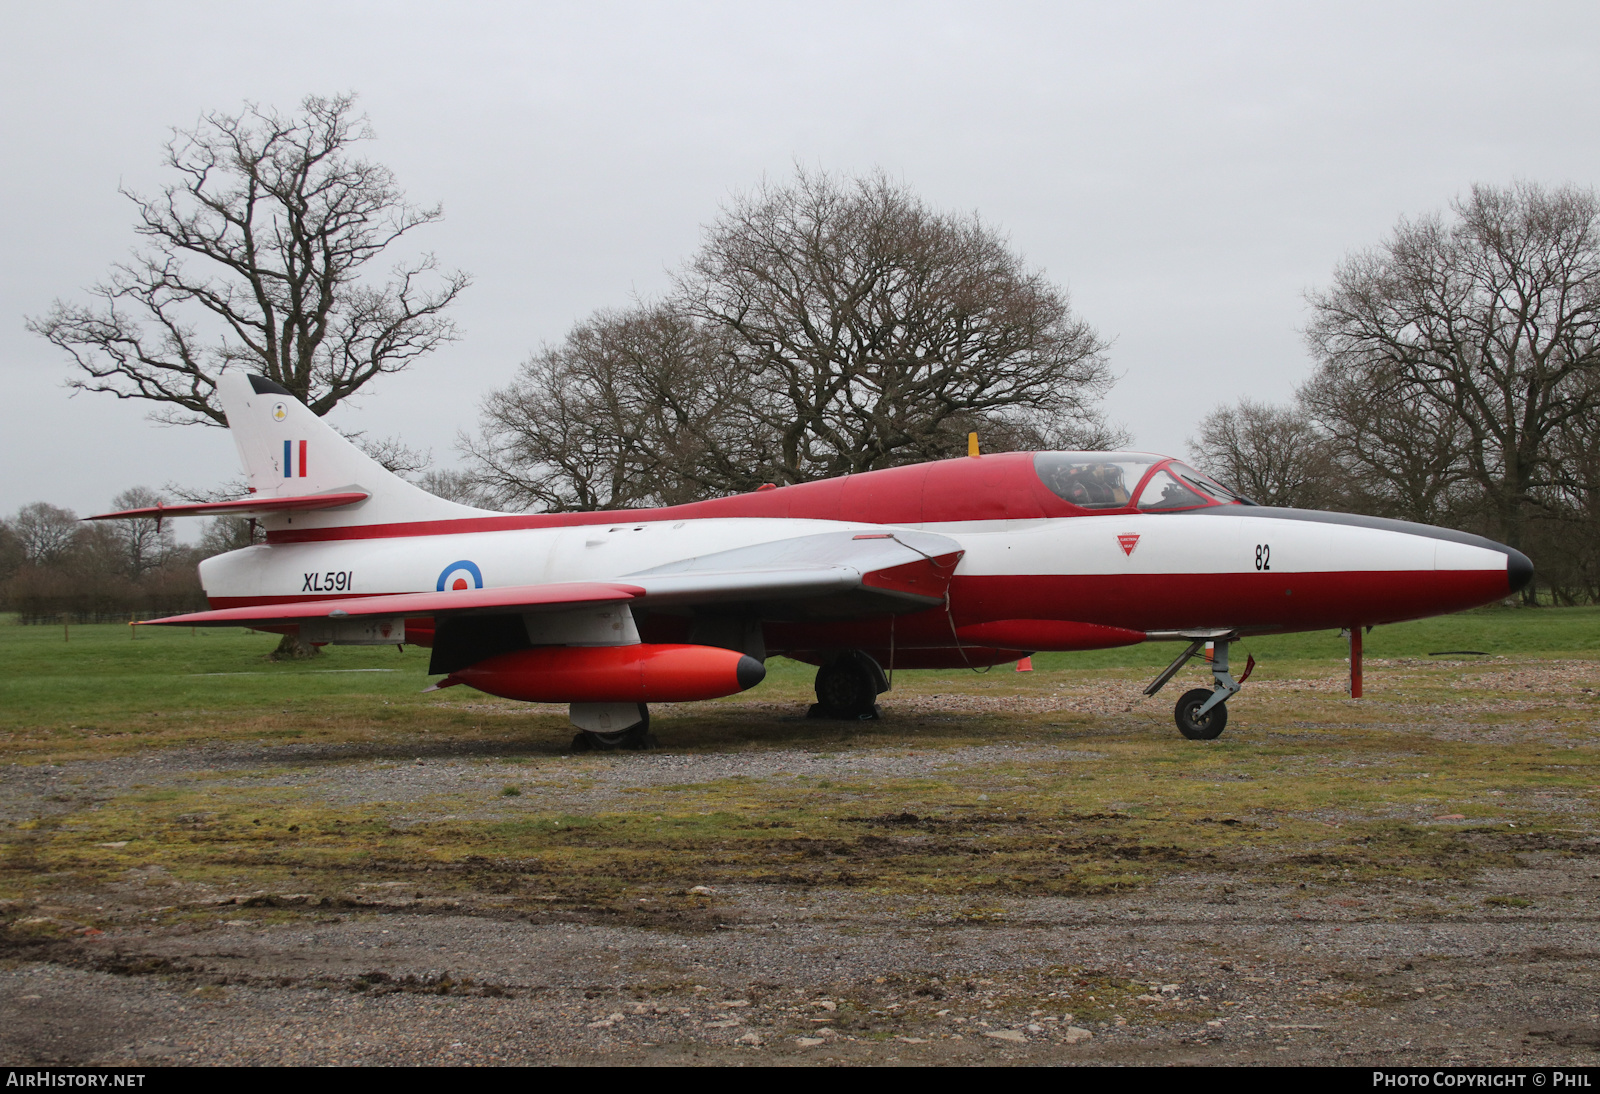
[141,581,646,628]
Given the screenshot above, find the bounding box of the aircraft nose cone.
[1506,548,1534,596]
[736,655,767,691]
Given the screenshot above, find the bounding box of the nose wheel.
[1174,687,1228,739]
[1144,635,1253,740]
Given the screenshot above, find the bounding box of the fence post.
[1349,627,1363,698]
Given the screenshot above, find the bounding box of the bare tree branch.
[465,304,755,511]
[1188,399,1336,509]
[28,93,470,424]
[682,168,1116,482]
[468,169,1121,511]
[1305,182,1600,570]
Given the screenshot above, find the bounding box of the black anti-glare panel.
[247,374,296,398]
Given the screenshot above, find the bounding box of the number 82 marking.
[1255,544,1271,571]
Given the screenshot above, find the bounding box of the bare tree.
[1187,398,1333,508]
[1297,361,1473,525]
[197,516,263,557]
[28,93,469,424]
[346,433,433,477]
[1525,368,1600,600]
[0,520,23,581]
[470,169,1121,511]
[10,503,80,565]
[682,168,1117,483]
[416,468,494,509]
[1306,182,1600,573]
[466,304,756,510]
[104,486,176,580]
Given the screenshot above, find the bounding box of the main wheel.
[814,655,880,719]
[575,705,654,751]
[1174,687,1228,740]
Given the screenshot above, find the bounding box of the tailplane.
[219,372,495,529]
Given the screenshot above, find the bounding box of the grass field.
[4,605,1599,762]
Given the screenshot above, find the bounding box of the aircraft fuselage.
[200,468,1526,665]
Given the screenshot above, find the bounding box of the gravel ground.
[2,743,1104,825]
[4,871,1600,1065]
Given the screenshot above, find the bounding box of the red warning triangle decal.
[1117,533,1140,556]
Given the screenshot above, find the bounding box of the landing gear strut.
[808,650,888,720]
[1144,635,1253,740]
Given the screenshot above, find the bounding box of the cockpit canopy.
[1034,452,1250,512]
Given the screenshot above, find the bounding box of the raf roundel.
[271,402,288,422]
[436,560,484,592]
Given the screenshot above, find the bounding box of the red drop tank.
[441,643,766,703]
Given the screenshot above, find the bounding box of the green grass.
[0,605,1594,761]
[0,621,446,759]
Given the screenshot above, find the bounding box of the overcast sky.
[4,0,1599,520]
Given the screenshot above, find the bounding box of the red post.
[1350,627,1363,698]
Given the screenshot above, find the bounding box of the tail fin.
[219,372,495,529]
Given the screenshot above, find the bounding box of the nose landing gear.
[1144,634,1254,740]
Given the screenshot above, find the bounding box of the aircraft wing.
[143,529,964,628]
[86,491,370,522]
[622,529,963,618]
[141,581,646,627]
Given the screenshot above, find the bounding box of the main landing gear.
[1143,635,1254,740]
[808,650,889,720]
[569,702,656,752]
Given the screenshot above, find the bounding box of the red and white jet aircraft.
[96,373,1533,747]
